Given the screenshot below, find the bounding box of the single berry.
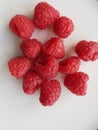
[39,79,61,106]
[64,72,89,96]
[59,56,80,74]
[54,16,74,38]
[20,39,42,59]
[42,37,65,59]
[8,56,31,78]
[33,2,60,29]
[23,70,42,95]
[33,56,59,79]
[75,40,98,61]
[9,14,34,39]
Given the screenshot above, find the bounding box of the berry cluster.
[8,2,98,106]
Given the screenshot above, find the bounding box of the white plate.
[0,0,98,130]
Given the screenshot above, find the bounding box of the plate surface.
[0,0,98,130]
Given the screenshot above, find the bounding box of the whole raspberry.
[33,2,60,29]
[42,37,65,59]
[54,16,74,38]
[75,40,98,61]
[8,56,31,78]
[39,79,61,106]
[64,72,89,96]
[20,39,42,59]
[22,70,42,95]
[33,56,59,79]
[59,56,80,74]
[9,14,34,39]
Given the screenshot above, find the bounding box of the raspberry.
[59,56,80,74]
[75,40,98,61]
[33,56,59,79]
[22,70,42,95]
[39,79,61,106]
[54,16,74,38]
[42,37,65,59]
[9,14,34,39]
[64,72,89,96]
[33,2,60,29]
[8,56,31,79]
[20,39,42,59]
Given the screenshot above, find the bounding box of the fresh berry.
[75,40,98,61]
[20,39,42,59]
[9,14,34,39]
[39,79,61,106]
[22,70,42,95]
[33,56,59,79]
[42,37,65,59]
[64,72,89,96]
[54,16,74,38]
[8,56,31,78]
[33,2,60,29]
[59,56,80,74]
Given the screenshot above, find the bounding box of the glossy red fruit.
[8,56,31,79]
[54,16,74,38]
[64,72,89,96]
[75,40,98,61]
[9,14,34,39]
[33,2,60,29]
[39,79,61,106]
[23,70,42,95]
[42,37,65,59]
[20,39,42,59]
[33,56,59,79]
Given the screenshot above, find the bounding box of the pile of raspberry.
[8,2,98,106]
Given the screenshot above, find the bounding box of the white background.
[0,0,98,130]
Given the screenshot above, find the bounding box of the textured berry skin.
[34,53,46,64]
[64,72,89,96]
[75,40,98,61]
[42,37,65,59]
[9,14,34,39]
[33,2,60,29]
[54,16,74,38]
[8,56,31,79]
[20,39,42,59]
[59,56,80,74]
[39,80,61,106]
[23,70,42,95]
[33,56,59,79]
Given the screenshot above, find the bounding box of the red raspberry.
[64,72,89,96]
[54,16,74,38]
[39,79,61,106]
[20,39,42,59]
[33,2,60,29]
[8,56,31,79]
[22,70,42,95]
[59,56,80,74]
[33,56,59,79]
[75,40,98,61]
[9,14,34,39]
[42,37,65,59]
